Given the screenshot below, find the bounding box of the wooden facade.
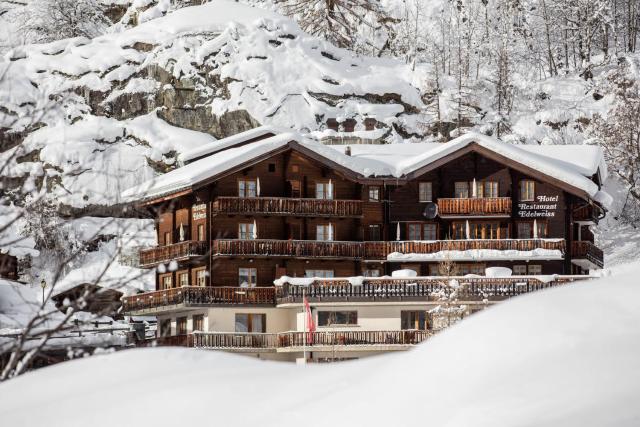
[133,142,605,296]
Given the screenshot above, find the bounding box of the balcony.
[192,330,431,351]
[277,275,589,303]
[122,286,277,315]
[212,197,362,217]
[571,241,604,269]
[363,239,566,260]
[139,241,208,268]
[212,239,363,259]
[437,197,512,217]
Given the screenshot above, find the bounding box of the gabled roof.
[178,125,287,164]
[122,131,609,206]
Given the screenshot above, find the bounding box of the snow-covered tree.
[277,0,396,53]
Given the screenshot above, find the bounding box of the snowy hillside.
[1,263,639,426]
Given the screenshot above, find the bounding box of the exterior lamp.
[40,279,47,303]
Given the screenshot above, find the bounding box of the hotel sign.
[517,195,559,218]
[192,204,207,221]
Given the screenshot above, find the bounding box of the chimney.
[345,146,351,156]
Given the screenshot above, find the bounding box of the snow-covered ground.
[1,262,639,426]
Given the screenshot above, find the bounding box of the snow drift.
[1,263,639,427]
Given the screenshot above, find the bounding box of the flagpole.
[303,287,307,364]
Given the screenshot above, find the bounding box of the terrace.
[139,241,208,268]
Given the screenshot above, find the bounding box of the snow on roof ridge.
[178,125,289,163]
[122,130,608,204]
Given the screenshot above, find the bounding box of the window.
[193,315,204,332]
[423,223,437,240]
[195,268,207,287]
[408,223,437,240]
[164,231,172,245]
[316,224,333,241]
[517,222,533,239]
[160,275,172,290]
[317,311,357,327]
[235,313,266,333]
[197,224,205,241]
[484,181,499,198]
[451,222,466,240]
[408,223,422,240]
[305,270,334,278]
[536,221,548,238]
[419,182,433,202]
[369,224,381,241]
[455,181,470,198]
[513,265,527,275]
[238,222,256,240]
[238,268,257,287]
[178,272,189,287]
[315,181,333,199]
[160,319,171,337]
[364,269,380,277]
[520,180,535,201]
[469,222,500,239]
[238,179,257,198]
[528,264,542,275]
[457,263,486,275]
[176,317,187,335]
[401,311,427,330]
[289,180,301,198]
[268,163,276,172]
[369,186,380,201]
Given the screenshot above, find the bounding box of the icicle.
[465,220,470,239]
[256,177,261,197]
[533,219,538,239]
[179,223,185,241]
[252,219,258,239]
[396,222,401,241]
[472,178,477,198]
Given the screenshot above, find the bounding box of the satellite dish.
[423,202,438,219]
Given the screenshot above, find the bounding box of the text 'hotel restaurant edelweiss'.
[121,125,610,362]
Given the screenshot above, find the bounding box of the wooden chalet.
[120,127,608,361]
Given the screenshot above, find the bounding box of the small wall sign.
[192,204,206,221]
[517,195,559,218]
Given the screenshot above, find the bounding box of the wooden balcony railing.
[571,241,604,268]
[437,197,512,216]
[363,239,565,259]
[191,330,431,350]
[573,205,596,222]
[139,241,207,268]
[122,286,277,313]
[278,275,588,303]
[212,197,362,217]
[212,238,565,260]
[212,239,363,259]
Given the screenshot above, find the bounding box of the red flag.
[304,296,315,344]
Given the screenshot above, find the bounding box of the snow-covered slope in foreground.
[1,266,639,427]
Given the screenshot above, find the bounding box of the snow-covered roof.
[178,125,285,164]
[122,131,608,204]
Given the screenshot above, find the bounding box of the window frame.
[238,222,256,240]
[235,313,266,333]
[305,270,334,278]
[238,267,257,287]
[238,178,257,198]
[197,223,205,241]
[454,181,470,198]
[316,223,334,241]
[401,311,427,330]
[368,186,381,202]
[176,317,188,335]
[194,268,207,287]
[315,181,334,200]
[317,311,358,327]
[192,314,204,332]
[520,180,535,201]
[418,182,433,202]
[178,271,189,287]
